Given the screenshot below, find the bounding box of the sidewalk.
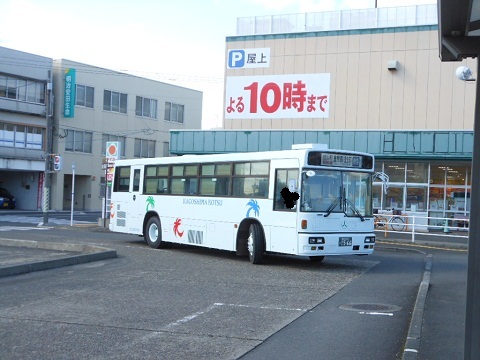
[0,236,117,277]
[377,233,467,359]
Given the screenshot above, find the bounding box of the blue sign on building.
[64,68,76,118]
[228,50,245,68]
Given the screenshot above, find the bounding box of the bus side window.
[133,169,141,192]
[257,179,268,198]
[186,178,198,195]
[157,178,168,194]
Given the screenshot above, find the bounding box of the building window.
[76,84,94,108]
[135,96,157,119]
[162,142,169,157]
[406,162,428,183]
[164,101,184,123]
[430,164,445,185]
[0,75,45,104]
[406,187,427,211]
[0,122,44,149]
[103,90,127,114]
[134,138,155,158]
[65,129,92,153]
[384,162,405,182]
[101,134,126,157]
[446,165,467,185]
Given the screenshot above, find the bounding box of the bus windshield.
[300,169,372,217]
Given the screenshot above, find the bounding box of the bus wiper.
[323,196,341,217]
[345,198,365,221]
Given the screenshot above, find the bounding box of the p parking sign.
[227,48,270,69]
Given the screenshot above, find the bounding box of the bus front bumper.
[298,233,375,256]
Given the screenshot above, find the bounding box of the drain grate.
[339,303,402,312]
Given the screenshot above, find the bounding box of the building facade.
[0,47,52,210]
[0,47,203,211]
[170,4,475,227]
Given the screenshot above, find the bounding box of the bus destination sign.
[320,153,362,168]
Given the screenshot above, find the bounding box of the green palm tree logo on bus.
[246,199,260,217]
[146,196,155,211]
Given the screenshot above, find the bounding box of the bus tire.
[145,217,163,249]
[248,223,264,264]
[309,256,325,262]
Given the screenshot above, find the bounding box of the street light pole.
[42,83,52,225]
[70,162,75,226]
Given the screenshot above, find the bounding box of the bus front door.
[126,165,144,234]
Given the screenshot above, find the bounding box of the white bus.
[109,144,376,264]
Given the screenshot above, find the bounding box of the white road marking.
[358,311,394,316]
[165,303,218,328]
[165,302,307,329]
[214,302,307,312]
[0,226,54,231]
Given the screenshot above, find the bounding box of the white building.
[0,47,203,211]
[0,47,52,210]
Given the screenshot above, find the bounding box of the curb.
[0,238,117,278]
[402,253,433,359]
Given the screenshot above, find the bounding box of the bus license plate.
[339,237,352,246]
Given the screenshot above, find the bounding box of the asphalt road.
[0,224,423,360]
[0,219,468,359]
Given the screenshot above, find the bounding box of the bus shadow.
[127,239,374,271]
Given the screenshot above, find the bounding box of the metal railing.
[374,212,469,243]
[236,4,437,36]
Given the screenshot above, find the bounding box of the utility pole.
[42,82,53,225]
[70,162,75,226]
[464,55,480,360]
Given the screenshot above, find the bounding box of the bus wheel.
[309,256,325,263]
[145,217,163,249]
[248,223,264,264]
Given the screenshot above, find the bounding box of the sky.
[0,0,437,129]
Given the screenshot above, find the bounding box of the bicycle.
[374,212,406,231]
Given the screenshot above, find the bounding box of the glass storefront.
[373,160,471,226]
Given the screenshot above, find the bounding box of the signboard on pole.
[105,142,119,186]
[106,141,120,162]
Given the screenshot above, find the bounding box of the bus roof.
[112,145,374,170]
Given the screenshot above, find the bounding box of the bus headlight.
[309,237,325,244]
[364,236,376,243]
